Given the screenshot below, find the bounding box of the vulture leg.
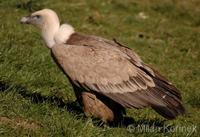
[71,83,125,123]
[81,92,115,123]
[73,90,124,123]
[82,92,126,124]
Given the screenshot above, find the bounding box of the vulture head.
[20,9,59,29]
[20,9,74,48]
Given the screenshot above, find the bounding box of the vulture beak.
[20,16,31,24]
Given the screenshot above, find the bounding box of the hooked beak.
[20,16,31,24]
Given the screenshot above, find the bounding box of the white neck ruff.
[42,23,74,48]
[54,24,75,45]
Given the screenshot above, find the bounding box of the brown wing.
[51,35,185,119]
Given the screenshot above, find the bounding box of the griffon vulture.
[20,9,185,123]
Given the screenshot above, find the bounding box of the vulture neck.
[42,20,74,49]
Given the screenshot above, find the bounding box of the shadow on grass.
[0,81,171,130]
[0,81,83,116]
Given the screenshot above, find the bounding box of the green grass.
[0,0,200,136]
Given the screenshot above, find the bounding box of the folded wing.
[51,37,185,119]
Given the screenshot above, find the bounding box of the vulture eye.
[33,15,41,19]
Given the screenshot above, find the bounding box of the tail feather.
[150,76,185,119]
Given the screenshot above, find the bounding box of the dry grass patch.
[0,116,41,131]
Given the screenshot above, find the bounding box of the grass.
[0,0,200,136]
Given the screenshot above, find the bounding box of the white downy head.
[20,9,74,48]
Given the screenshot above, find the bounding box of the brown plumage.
[21,9,185,123]
[51,33,185,122]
